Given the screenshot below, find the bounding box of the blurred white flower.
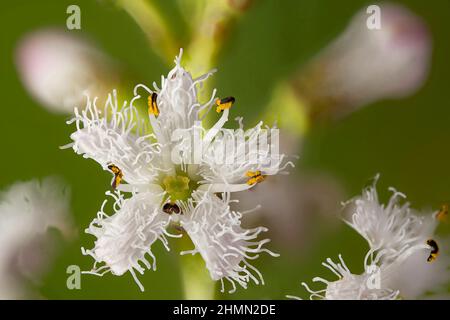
[0,177,72,299]
[343,178,449,299]
[64,50,291,292]
[294,177,449,300]
[292,3,432,119]
[15,29,118,114]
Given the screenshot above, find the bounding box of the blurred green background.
[0,0,449,299]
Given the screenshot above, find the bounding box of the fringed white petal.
[302,254,399,300]
[180,191,278,293]
[66,90,161,185]
[82,190,171,291]
[200,119,294,189]
[342,176,438,264]
[131,49,217,144]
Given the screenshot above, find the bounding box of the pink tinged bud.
[15,29,118,114]
[293,4,432,119]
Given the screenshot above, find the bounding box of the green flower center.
[162,173,197,202]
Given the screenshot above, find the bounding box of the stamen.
[426,239,439,262]
[246,170,266,185]
[107,164,123,189]
[162,202,182,215]
[148,92,160,116]
[215,96,235,113]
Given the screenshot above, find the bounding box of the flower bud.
[16,29,119,114]
[292,4,432,120]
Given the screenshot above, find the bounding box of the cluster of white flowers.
[294,176,449,300]
[64,50,292,292]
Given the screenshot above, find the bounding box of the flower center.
[162,174,196,202]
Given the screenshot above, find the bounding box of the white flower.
[0,177,72,299]
[64,50,290,292]
[295,177,448,300]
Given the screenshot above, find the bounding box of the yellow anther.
[426,239,439,262]
[148,92,159,116]
[108,164,123,189]
[246,170,265,185]
[215,96,235,113]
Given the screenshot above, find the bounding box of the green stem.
[262,81,310,137]
[186,0,244,74]
[177,234,215,300]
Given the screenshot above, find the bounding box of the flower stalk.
[177,234,215,300]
